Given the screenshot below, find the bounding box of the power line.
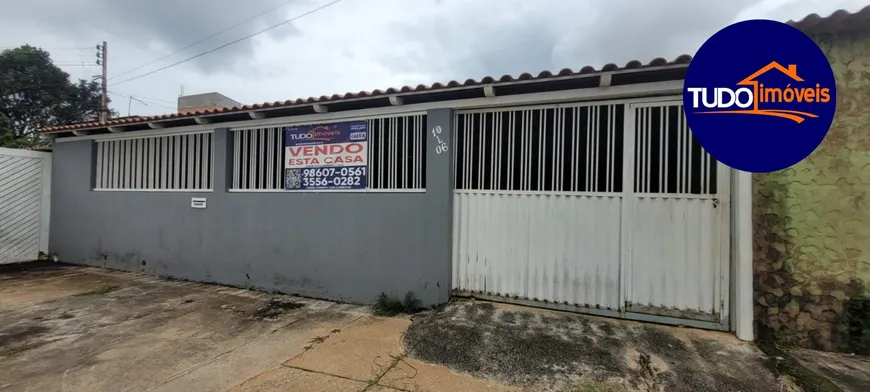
[110,0,344,87]
[110,0,297,80]
[108,90,177,105]
[108,91,176,112]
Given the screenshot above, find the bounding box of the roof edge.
[38,56,691,135]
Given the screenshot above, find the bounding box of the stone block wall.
[754,27,870,352]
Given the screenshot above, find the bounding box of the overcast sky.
[0,0,866,117]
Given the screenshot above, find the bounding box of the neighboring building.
[177,92,241,115]
[35,6,869,347]
[754,7,870,353]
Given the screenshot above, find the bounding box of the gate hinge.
[713,199,720,208]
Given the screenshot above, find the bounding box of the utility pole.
[96,41,108,122]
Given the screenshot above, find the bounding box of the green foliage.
[373,291,423,316]
[0,44,117,148]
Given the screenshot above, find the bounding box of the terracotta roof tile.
[787,5,870,33]
[37,55,691,134]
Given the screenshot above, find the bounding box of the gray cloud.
[383,0,757,83]
[3,0,302,74]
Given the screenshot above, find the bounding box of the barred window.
[231,114,426,191]
[454,104,624,193]
[632,103,717,195]
[95,132,214,191]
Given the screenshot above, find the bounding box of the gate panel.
[0,148,52,264]
[623,102,729,323]
[453,191,621,310]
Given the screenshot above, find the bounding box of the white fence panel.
[0,148,51,264]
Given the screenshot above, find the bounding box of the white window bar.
[454,104,624,193]
[230,114,426,191]
[94,132,214,191]
[632,104,717,195]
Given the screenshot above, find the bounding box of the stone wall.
[754,27,870,352]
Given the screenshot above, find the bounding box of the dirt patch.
[0,325,51,358]
[74,284,120,296]
[405,301,784,392]
[250,298,305,320]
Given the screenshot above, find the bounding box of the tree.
[0,45,116,148]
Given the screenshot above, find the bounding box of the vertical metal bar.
[194,134,200,189]
[525,110,532,191]
[160,137,166,189]
[610,105,618,192]
[378,119,385,189]
[232,131,239,189]
[645,107,652,193]
[118,140,125,188]
[139,138,151,189]
[418,115,423,189]
[257,128,264,190]
[147,137,154,189]
[367,120,374,189]
[123,139,131,189]
[644,108,651,193]
[477,113,484,190]
[677,107,685,193]
[266,128,274,189]
[392,117,398,189]
[276,128,283,190]
[188,134,196,189]
[572,107,579,192]
[399,116,411,189]
[605,105,613,192]
[241,131,249,189]
[585,106,592,191]
[95,142,103,189]
[556,108,562,191]
[454,114,462,190]
[658,110,670,193]
[686,108,693,194]
[196,133,204,189]
[664,107,670,193]
[537,109,544,191]
[594,105,602,192]
[492,112,504,190]
[171,136,179,189]
[521,111,527,190]
[507,111,515,191]
[636,109,645,193]
[130,139,137,189]
[463,114,470,189]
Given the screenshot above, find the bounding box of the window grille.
[94,132,214,191]
[454,104,625,193]
[632,104,717,195]
[231,114,426,191]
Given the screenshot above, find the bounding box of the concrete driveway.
[0,263,792,392]
[0,263,518,392]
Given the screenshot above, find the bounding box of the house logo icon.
[683,19,837,173]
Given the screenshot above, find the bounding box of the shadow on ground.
[405,300,789,392]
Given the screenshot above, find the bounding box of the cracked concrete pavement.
[0,263,518,392]
[0,263,808,392]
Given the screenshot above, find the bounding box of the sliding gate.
[451,99,730,330]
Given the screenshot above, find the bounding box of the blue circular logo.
[683,19,836,173]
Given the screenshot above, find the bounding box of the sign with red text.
[284,121,368,190]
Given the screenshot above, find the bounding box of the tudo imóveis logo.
[682,19,836,173]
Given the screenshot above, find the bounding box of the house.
[26,6,870,350]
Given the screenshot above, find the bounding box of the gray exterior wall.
[49,109,454,306]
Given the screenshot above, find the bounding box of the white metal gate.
[451,99,731,329]
[0,147,52,264]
